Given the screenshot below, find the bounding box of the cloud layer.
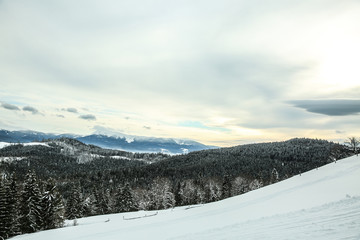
[289,99,360,116]
[1,0,360,145]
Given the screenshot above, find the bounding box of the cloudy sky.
[1,0,360,146]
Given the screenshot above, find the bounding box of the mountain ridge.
[0,129,216,154]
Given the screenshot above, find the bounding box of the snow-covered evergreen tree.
[270,168,280,184]
[132,188,152,210]
[65,185,83,220]
[93,188,111,215]
[114,183,137,213]
[204,179,222,203]
[19,170,43,233]
[179,180,198,205]
[0,177,12,239]
[41,179,65,230]
[148,178,175,210]
[174,182,182,206]
[231,176,248,196]
[82,194,97,216]
[221,175,232,199]
[249,178,263,191]
[7,174,21,237]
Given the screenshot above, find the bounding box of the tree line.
[0,170,264,239]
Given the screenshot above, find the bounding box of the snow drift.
[13,155,360,240]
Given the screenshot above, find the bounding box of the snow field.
[0,142,49,149]
[13,155,360,240]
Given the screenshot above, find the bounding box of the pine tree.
[174,182,182,206]
[19,170,43,234]
[93,188,110,215]
[270,168,279,184]
[179,180,197,206]
[82,194,97,217]
[231,176,248,196]
[249,178,263,191]
[7,175,21,237]
[0,177,12,239]
[65,185,83,220]
[40,179,65,230]
[149,178,175,210]
[204,179,222,203]
[114,183,137,213]
[221,175,232,199]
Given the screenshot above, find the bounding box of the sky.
[1,0,360,147]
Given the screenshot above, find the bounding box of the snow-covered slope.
[0,142,49,149]
[14,155,360,240]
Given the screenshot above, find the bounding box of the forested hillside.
[0,137,353,239]
[149,138,351,182]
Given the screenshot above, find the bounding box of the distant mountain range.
[0,129,216,154]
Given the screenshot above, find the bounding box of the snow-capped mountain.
[0,129,216,154]
[11,154,360,240]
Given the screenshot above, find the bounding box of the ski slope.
[14,155,360,240]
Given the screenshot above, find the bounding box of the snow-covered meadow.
[13,155,360,240]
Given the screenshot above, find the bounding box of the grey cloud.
[335,130,346,134]
[79,114,96,121]
[23,106,40,115]
[143,126,151,130]
[1,102,20,111]
[62,107,78,113]
[56,114,65,118]
[289,99,360,116]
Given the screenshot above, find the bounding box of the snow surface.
[0,156,26,163]
[0,142,11,148]
[13,155,360,240]
[109,156,131,160]
[0,142,49,149]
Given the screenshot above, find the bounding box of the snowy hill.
[13,155,360,240]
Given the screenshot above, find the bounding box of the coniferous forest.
[0,137,354,239]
